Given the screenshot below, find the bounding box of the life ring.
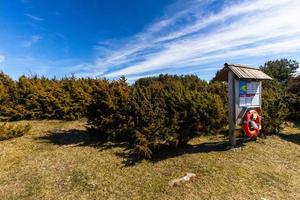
[243,110,261,138]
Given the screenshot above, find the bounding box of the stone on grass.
[168,173,196,187]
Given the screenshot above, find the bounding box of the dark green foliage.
[285,75,300,121]
[87,78,134,140]
[260,59,299,84]
[0,72,18,118]
[0,72,96,121]
[254,59,299,134]
[261,80,288,134]
[260,58,300,124]
[87,74,227,158]
[0,123,31,141]
[261,73,300,124]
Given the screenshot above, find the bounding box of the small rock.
[168,173,196,187]
[233,147,243,152]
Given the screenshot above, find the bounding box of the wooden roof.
[215,63,273,81]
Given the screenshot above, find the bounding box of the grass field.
[0,120,299,200]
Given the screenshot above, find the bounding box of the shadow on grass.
[277,122,300,145]
[278,133,300,145]
[116,138,250,167]
[37,129,128,151]
[38,129,252,166]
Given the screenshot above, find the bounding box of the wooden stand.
[214,63,272,147]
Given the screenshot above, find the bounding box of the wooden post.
[228,71,236,147]
[259,81,262,107]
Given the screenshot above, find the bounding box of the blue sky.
[0,0,300,81]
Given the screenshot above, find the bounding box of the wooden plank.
[228,71,236,147]
[259,81,262,107]
[235,79,241,124]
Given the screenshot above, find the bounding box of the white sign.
[239,80,260,107]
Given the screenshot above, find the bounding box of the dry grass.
[0,120,299,200]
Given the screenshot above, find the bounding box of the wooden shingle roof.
[215,63,273,81]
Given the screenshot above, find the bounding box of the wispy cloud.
[81,0,300,80]
[0,54,5,64]
[22,35,42,48]
[2,55,88,79]
[25,13,44,21]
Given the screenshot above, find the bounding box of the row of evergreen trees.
[0,59,299,158]
[0,73,99,120]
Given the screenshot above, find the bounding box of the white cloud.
[0,54,5,63]
[22,35,42,48]
[25,13,44,21]
[86,0,300,80]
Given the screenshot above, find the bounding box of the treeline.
[0,58,299,158]
[0,73,98,120]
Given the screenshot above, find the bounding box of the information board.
[239,80,260,107]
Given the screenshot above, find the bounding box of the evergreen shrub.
[261,80,288,134]
[0,123,31,141]
[87,75,227,158]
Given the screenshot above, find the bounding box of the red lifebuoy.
[243,110,261,138]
